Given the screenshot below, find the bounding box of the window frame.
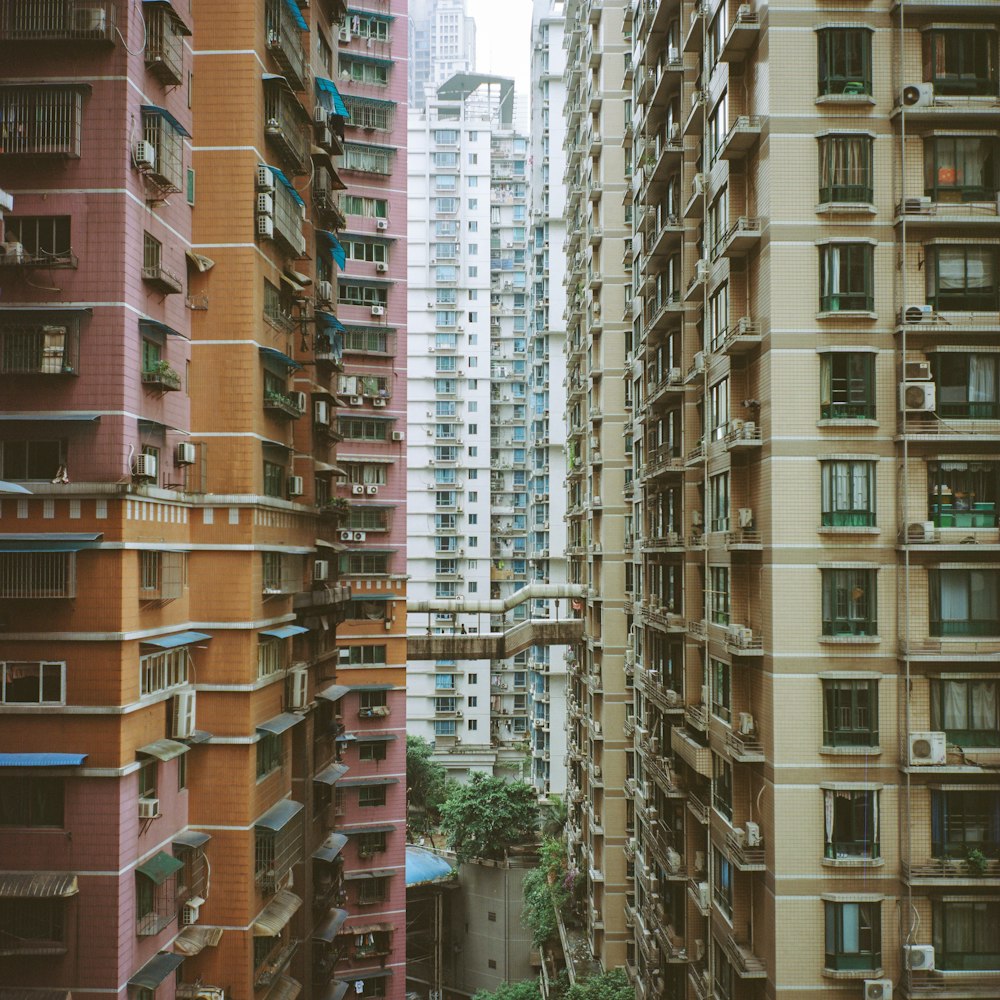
[822,679,879,748]
[820,459,876,526]
[818,134,874,204]
[824,899,882,971]
[817,27,873,97]
[819,242,874,313]
[821,568,878,636]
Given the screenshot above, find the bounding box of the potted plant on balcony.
[966,846,989,877]
[142,359,181,390]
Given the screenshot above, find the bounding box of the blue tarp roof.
[0,753,87,767]
[259,624,309,639]
[316,77,350,119]
[265,164,305,208]
[318,230,346,269]
[406,845,454,887]
[140,104,191,137]
[283,0,308,31]
[259,345,303,371]
[140,631,212,650]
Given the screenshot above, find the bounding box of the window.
[357,831,387,856]
[924,30,997,96]
[145,4,185,84]
[254,806,303,891]
[712,847,733,920]
[343,195,388,218]
[342,57,389,85]
[924,136,998,203]
[710,658,731,723]
[820,353,875,420]
[823,680,879,747]
[344,142,395,175]
[138,551,185,601]
[0,899,66,954]
[824,788,879,859]
[358,877,388,904]
[434,720,456,736]
[821,460,876,526]
[0,85,84,156]
[359,741,388,762]
[4,216,73,267]
[337,283,387,307]
[929,569,1000,637]
[263,460,284,498]
[817,28,873,96]
[709,566,730,626]
[712,753,733,821]
[359,690,388,712]
[344,327,390,354]
[264,278,295,332]
[140,647,189,695]
[708,92,728,163]
[824,900,881,970]
[0,319,77,375]
[358,784,387,807]
[0,776,63,826]
[933,353,1000,419]
[1,660,64,704]
[710,472,730,532]
[136,859,179,936]
[822,568,877,636]
[343,97,395,131]
[819,243,874,312]
[931,678,1000,745]
[709,378,729,441]
[257,639,287,680]
[934,900,1000,970]
[926,246,999,312]
[338,418,389,441]
[256,733,283,778]
[932,788,1000,860]
[929,461,1000,528]
[0,439,64,480]
[142,108,184,192]
[818,134,873,204]
[339,551,390,575]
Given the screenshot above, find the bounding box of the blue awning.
[259,345,303,371]
[257,713,304,736]
[318,230,346,269]
[140,631,212,650]
[259,624,309,639]
[255,798,305,832]
[347,5,394,19]
[283,0,308,31]
[0,753,87,768]
[316,77,350,119]
[0,533,101,553]
[140,104,191,138]
[266,164,305,208]
[139,317,185,339]
[315,310,346,333]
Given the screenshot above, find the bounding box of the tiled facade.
[0,0,406,998]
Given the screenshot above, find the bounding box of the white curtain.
[824,790,835,846]
[971,681,999,730]
[969,355,996,405]
[842,903,860,953]
[940,572,970,622]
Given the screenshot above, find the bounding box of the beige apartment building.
[562,0,1000,999]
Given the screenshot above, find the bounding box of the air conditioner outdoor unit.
[257,164,275,191]
[392,431,405,442]
[313,104,329,125]
[133,454,158,479]
[864,980,892,1000]
[313,559,330,582]
[371,305,385,316]
[292,391,307,413]
[176,442,197,466]
[909,731,947,766]
[318,126,333,148]
[353,531,366,541]
[133,140,156,170]
[905,361,933,381]
[376,262,388,272]
[373,397,386,407]
[669,122,681,142]
[697,881,710,909]
[376,219,389,231]
[693,172,705,196]
[693,350,705,370]
[257,193,274,216]
[351,484,365,495]
[138,797,160,819]
[338,26,351,42]
[691,510,703,526]
[695,260,709,281]
[287,475,305,497]
[905,945,935,971]
[0,241,24,264]
[738,712,755,735]
[349,395,363,406]
[257,215,274,238]
[340,530,353,541]
[366,485,379,495]
[745,820,761,847]
[905,304,935,324]
[906,521,936,542]
[181,896,204,926]
[904,196,934,214]
[173,690,196,738]
[288,667,309,710]
[76,6,107,31]
[900,381,937,413]
[314,401,330,425]
[738,507,753,528]
[901,82,934,108]
[316,280,334,304]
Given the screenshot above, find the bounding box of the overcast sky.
[470,0,534,97]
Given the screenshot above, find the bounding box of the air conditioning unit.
[691,509,703,526]
[292,391,307,413]
[173,690,196,738]
[905,945,935,971]
[0,241,24,264]
[366,485,379,495]
[371,305,385,316]
[314,400,330,425]
[288,667,309,710]
[353,531,366,541]
[138,797,160,819]
[76,6,107,31]
[901,82,934,108]
[257,193,274,216]
[287,475,305,497]
[900,381,937,413]
[373,397,386,407]
[669,122,681,142]
[338,26,351,42]
[316,280,334,304]
[695,260,709,282]
[313,104,329,125]
[864,980,892,1000]
[738,712,755,735]
[738,508,753,529]
[318,125,333,148]
[905,304,935,324]
[133,139,156,170]
[176,442,197,466]
[256,165,275,191]
[340,530,353,541]
[181,896,204,926]
[349,395,363,406]
[907,521,936,542]
[133,454,158,479]
[697,881,709,909]
[904,196,934,214]
[376,219,389,231]
[693,172,705,196]
[909,731,947,766]
[745,820,761,847]
[257,215,274,238]
[313,559,330,582]
[905,361,933,382]
[376,262,388,273]
[392,430,405,442]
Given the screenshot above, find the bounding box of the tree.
[522,836,577,947]
[565,969,634,1000]
[471,980,541,1000]
[540,794,568,837]
[406,735,448,835]
[439,772,539,862]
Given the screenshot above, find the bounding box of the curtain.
[945,902,976,954]
[824,790,835,846]
[971,681,998,730]
[969,355,997,407]
[940,572,970,622]
[842,903,860,953]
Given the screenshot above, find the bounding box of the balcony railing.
[265,81,311,174]
[0,0,117,41]
[265,0,307,90]
[145,4,187,86]
[0,323,79,374]
[0,85,83,157]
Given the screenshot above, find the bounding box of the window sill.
[816,419,879,429]
[821,855,884,867]
[819,635,881,645]
[816,202,877,215]
[820,745,882,756]
[818,526,880,535]
[815,94,876,106]
[816,311,878,321]
[823,967,884,980]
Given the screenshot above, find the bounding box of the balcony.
[715,317,761,356]
[670,728,712,778]
[145,4,189,86]
[891,91,1000,127]
[141,362,182,392]
[725,625,764,657]
[717,216,762,258]
[718,116,765,162]
[903,971,1000,999]
[0,323,79,375]
[902,857,1000,886]
[263,389,304,419]
[142,261,184,295]
[264,80,311,174]
[717,925,767,979]
[0,0,117,42]
[896,197,1000,232]
[718,6,760,62]
[686,787,710,825]
[0,85,84,157]
[726,528,763,551]
[725,420,762,450]
[265,0,308,91]
[682,1,705,54]
[722,824,766,871]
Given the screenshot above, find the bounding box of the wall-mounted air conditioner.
[909,731,946,766]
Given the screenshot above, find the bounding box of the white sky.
[469,0,534,97]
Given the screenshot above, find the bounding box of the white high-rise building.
[408,0,477,108]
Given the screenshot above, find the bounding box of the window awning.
[0,990,71,1000]
[139,317,186,339]
[318,230,346,269]
[136,851,184,885]
[0,481,31,495]
[140,104,191,137]
[316,684,350,703]
[313,907,349,942]
[316,77,350,119]
[350,683,394,691]
[255,798,305,832]
[343,823,395,835]
[338,776,399,788]
[313,762,349,786]
[337,922,393,937]
[259,624,309,639]
[186,250,215,272]
[173,830,211,849]
[340,51,392,67]
[0,753,87,768]
[282,0,307,29]
[0,412,100,421]
[265,165,306,208]
[253,888,302,937]
[141,0,191,34]
[140,630,212,650]
[353,733,398,744]
[259,345,303,372]
[316,310,346,333]
[343,868,394,880]
[322,981,349,1000]
[257,713,304,737]
[129,952,185,989]
[268,977,303,1000]
[0,873,78,898]
[313,833,348,863]
[173,924,223,955]
[137,739,189,762]
[0,533,102,553]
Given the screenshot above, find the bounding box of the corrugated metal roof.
[253,889,302,937]
[316,684,350,703]
[0,873,78,898]
[313,763,349,786]
[173,924,223,956]
[136,738,189,762]
[265,977,302,1000]
[128,952,185,988]
[139,630,211,649]
[257,712,304,736]
[312,907,349,942]
[172,829,211,849]
[405,845,455,887]
[337,776,399,788]
[255,799,304,832]
[312,833,348,863]
[0,754,86,768]
[337,921,393,936]
[136,851,184,886]
[259,624,310,639]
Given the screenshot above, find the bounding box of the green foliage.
[521,837,577,947]
[540,794,568,837]
[565,969,634,1000]
[406,735,449,834]
[471,980,542,1000]
[439,772,539,861]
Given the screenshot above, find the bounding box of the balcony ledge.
[823,967,884,980]
[817,526,881,535]
[815,93,876,106]
[817,418,879,428]
[820,635,881,645]
[820,856,885,868]
[816,310,878,321]
[819,745,882,756]
[816,202,877,216]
